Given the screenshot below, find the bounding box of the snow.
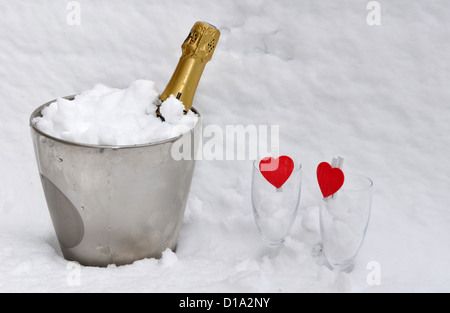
[1,0,450,292]
[32,80,198,146]
[159,95,186,124]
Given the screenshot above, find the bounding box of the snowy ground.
[1,0,450,292]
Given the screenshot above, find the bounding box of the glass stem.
[268,243,283,258]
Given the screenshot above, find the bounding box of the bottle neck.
[160,56,207,112]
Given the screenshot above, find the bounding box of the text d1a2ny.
[179,297,270,310]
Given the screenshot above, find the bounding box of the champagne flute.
[320,174,373,272]
[251,159,302,256]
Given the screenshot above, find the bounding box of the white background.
[0,0,449,292]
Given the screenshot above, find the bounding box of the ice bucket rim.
[29,95,201,150]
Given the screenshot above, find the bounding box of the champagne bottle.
[157,22,220,120]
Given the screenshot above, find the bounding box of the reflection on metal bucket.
[30,97,200,267]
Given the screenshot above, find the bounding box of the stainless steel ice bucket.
[30,96,200,267]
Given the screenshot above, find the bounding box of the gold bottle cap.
[182,22,221,63]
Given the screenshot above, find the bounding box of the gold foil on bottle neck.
[159,22,220,112]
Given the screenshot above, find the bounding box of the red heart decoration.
[259,156,295,189]
[317,162,345,198]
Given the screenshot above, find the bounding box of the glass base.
[329,262,354,273]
